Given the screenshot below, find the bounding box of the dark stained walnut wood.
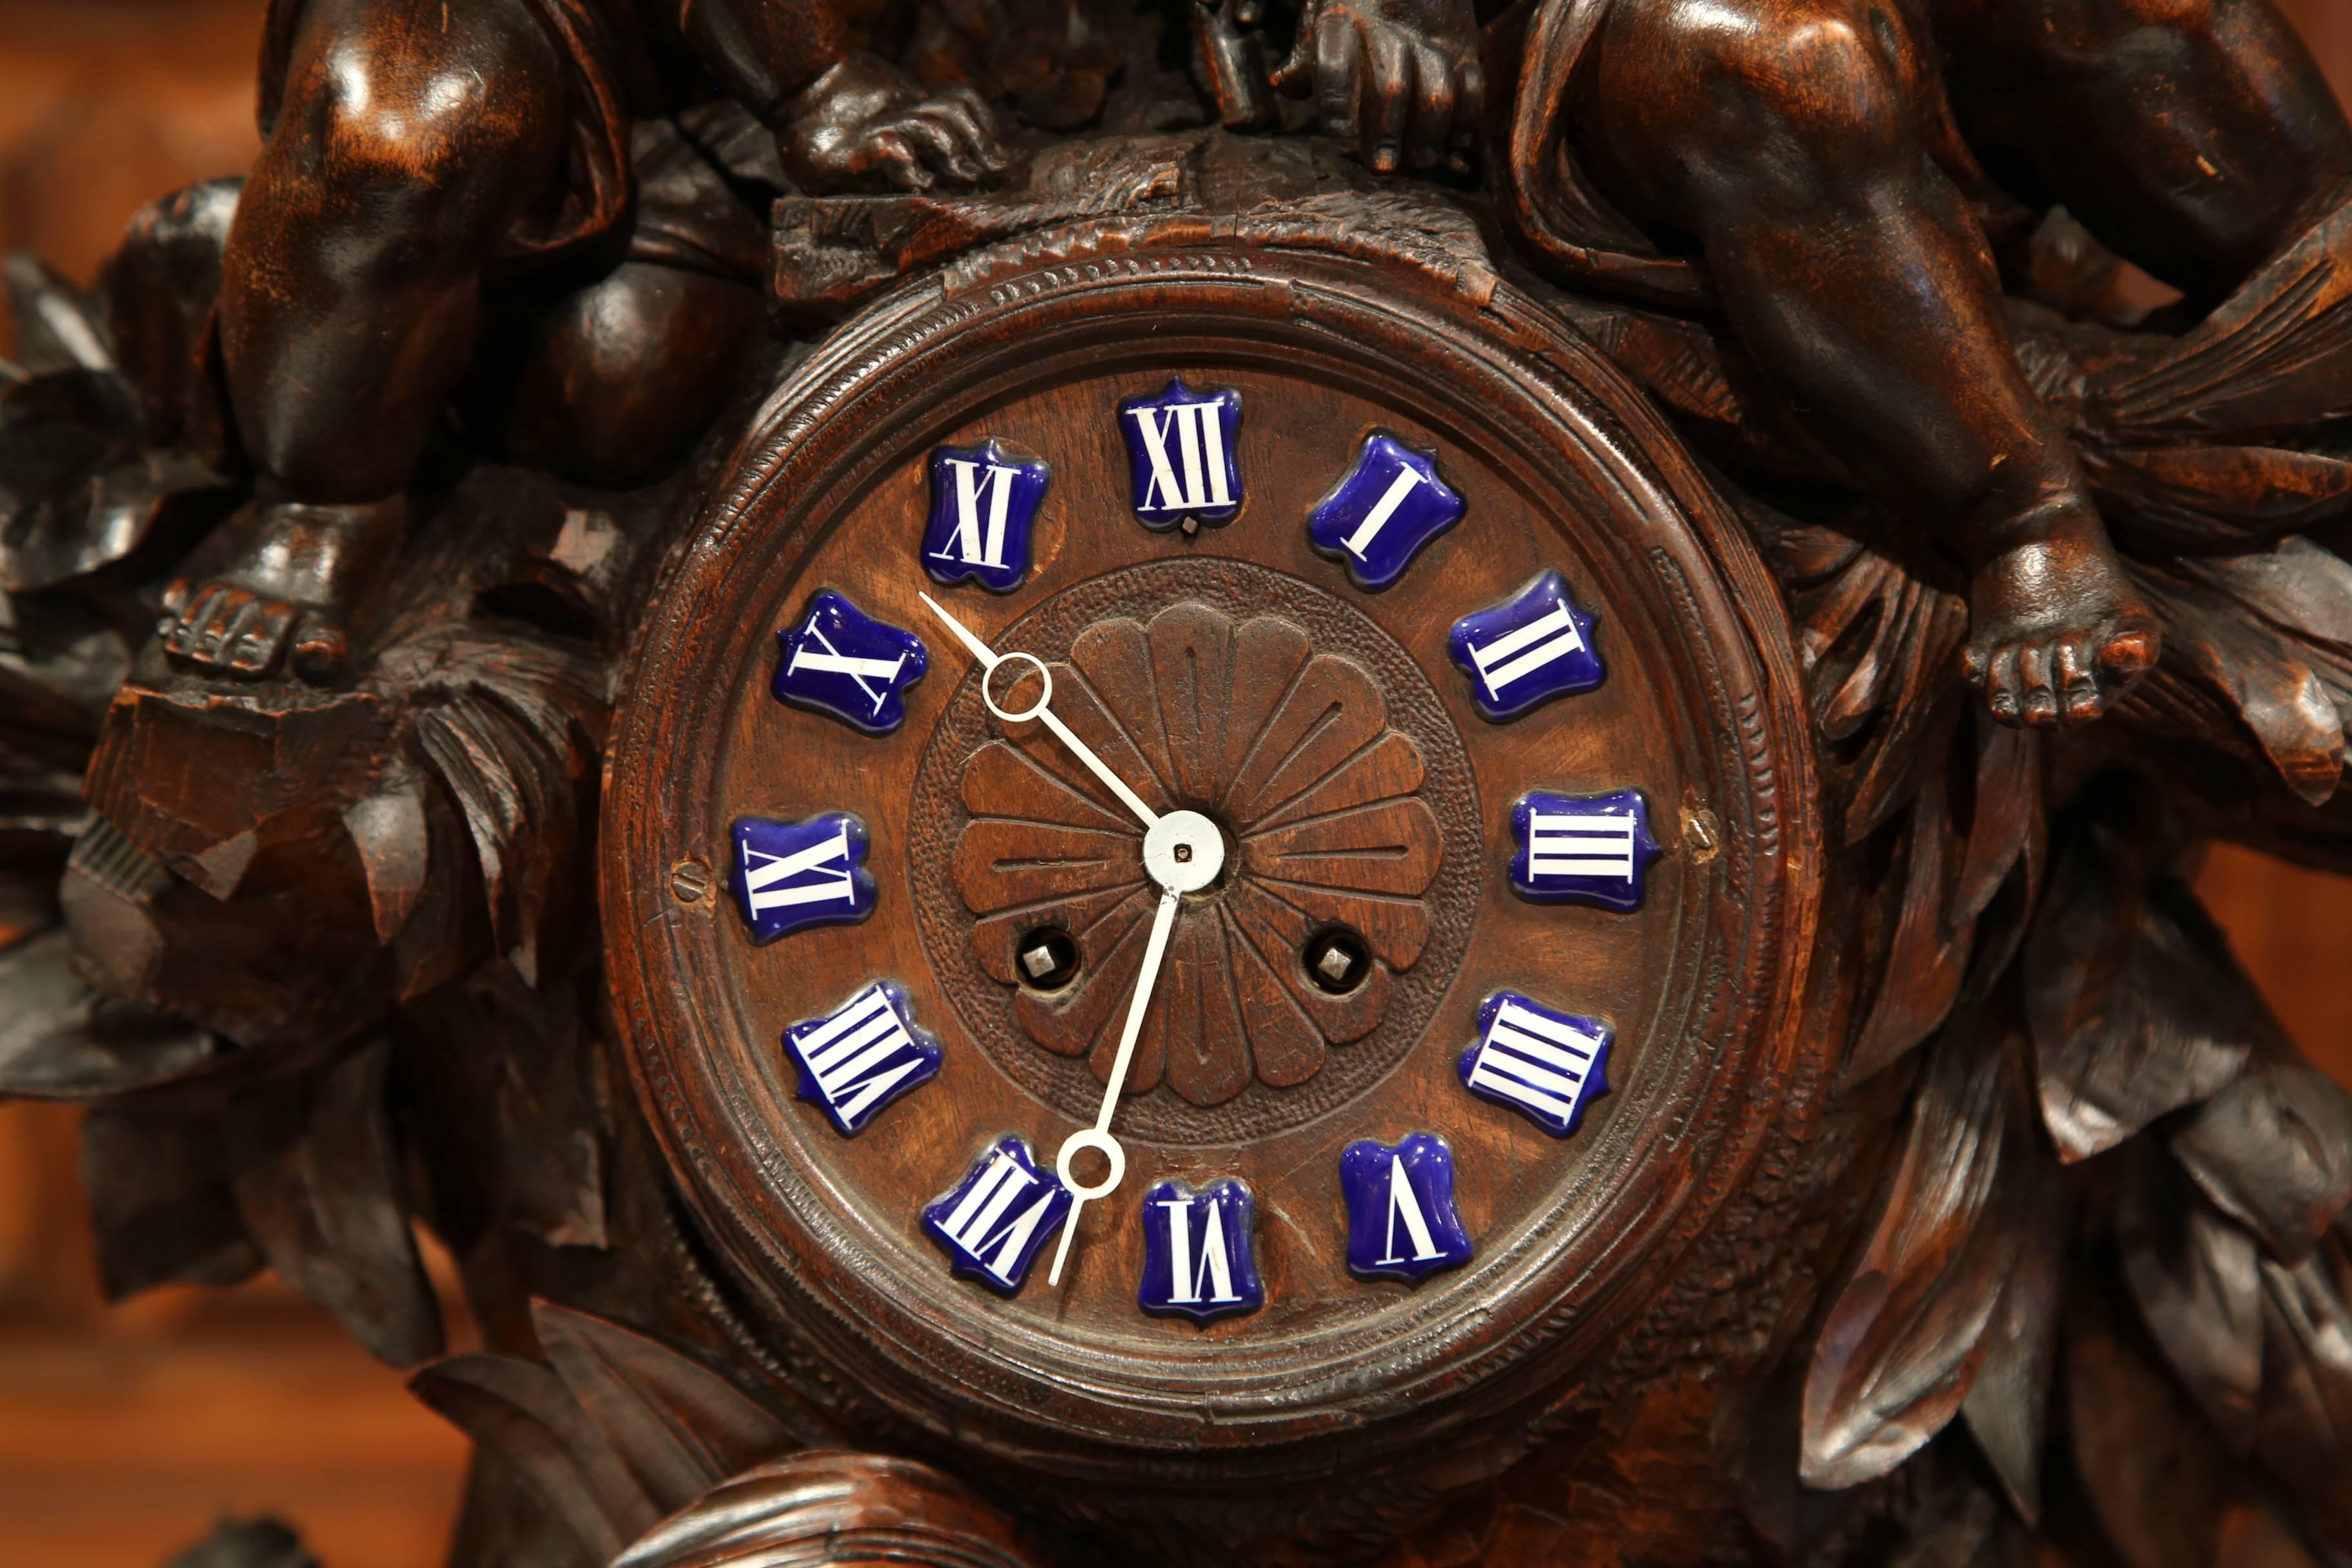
[924,567,1473,1133]
[6,0,2352,1561]
[603,223,1824,1492]
[947,597,1445,1105]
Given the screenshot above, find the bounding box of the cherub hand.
[1271,0,1483,175]
[778,52,1011,194]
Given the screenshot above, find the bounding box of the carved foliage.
[2024,839,2260,1164]
[1803,1003,2051,1490]
[413,1302,800,1565]
[406,1303,1040,1568]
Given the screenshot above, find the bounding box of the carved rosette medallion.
[912,559,1482,1143]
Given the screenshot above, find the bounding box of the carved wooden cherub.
[1291,0,2352,727]
[157,0,1008,681]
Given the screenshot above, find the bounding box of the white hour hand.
[917,591,1161,829]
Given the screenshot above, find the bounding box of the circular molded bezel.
[603,236,1823,1485]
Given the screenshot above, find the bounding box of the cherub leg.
[1579,0,2158,727]
[169,0,567,681]
[1933,0,2352,305]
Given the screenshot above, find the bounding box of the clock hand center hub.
[1142,809,1223,894]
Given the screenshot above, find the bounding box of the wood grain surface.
[3,1,2351,1565]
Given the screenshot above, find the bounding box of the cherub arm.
[678,0,1010,191]
[1272,0,1483,174]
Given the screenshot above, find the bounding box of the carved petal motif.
[954,602,1442,1105]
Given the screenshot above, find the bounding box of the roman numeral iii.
[1508,788,1663,912]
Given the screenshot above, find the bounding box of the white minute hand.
[917,592,1160,830]
[1046,883,1181,1287]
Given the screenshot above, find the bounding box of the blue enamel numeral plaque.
[784,980,942,1137]
[1507,789,1661,912]
[1137,1176,1263,1326]
[923,1135,1072,1296]
[1447,571,1603,721]
[772,589,928,736]
[922,440,1048,593]
[1338,1133,1473,1284]
[1458,991,1613,1138]
[1307,433,1465,590]
[729,812,877,943]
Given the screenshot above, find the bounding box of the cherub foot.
[1958,511,2159,729]
[158,496,406,683]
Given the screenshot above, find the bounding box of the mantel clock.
[603,230,1823,1488]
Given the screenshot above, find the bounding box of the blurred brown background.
[1,1,2348,1563]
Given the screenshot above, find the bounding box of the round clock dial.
[605,237,1821,1485]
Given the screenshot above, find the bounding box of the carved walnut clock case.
[603,230,1823,1496]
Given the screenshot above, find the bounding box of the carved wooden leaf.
[410,1354,660,1565]
[388,781,484,1003]
[0,589,130,758]
[1949,720,2041,932]
[2178,537,2352,678]
[2,255,113,375]
[2171,1054,2352,1265]
[2118,1150,2264,1453]
[77,1066,331,1300]
[0,926,217,1099]
[1783,532,1969,846]
[2251,1237,2352,1552]
[1814,566,1965,742]
[233,1039,444,1369]
[1960,1163,2070,1522]
[460,957,609,1251]
[610,1452,1041,1568]
[400,627,607,988]
[2086,445,2352,553]
[2141,568,2346,806]
[2068,1288,2240,1568]
[2025,844,2255,1162]
[1843,761,1971,1088]
[342,770,429,946]
[531,1301,799,1516]
[2093,203,2352,439]
[1803,1004,2027,1487]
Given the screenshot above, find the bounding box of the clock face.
[605,240,1821,1484]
